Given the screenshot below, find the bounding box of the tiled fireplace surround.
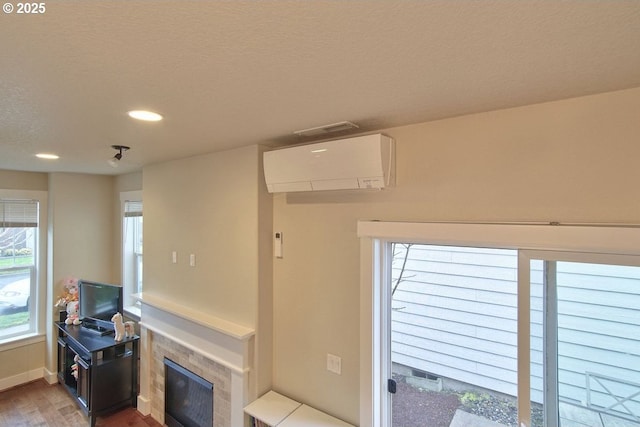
[135,293,255,427]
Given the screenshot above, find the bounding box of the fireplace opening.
[164,358,214,427]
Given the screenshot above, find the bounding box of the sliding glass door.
[526,252,640,427]
[384,244,640,427]
[359,221,640,427]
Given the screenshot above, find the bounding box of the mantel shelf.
[132,292,255,341]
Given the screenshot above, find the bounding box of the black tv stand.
[56,322,139,427]
[81,322,114,336]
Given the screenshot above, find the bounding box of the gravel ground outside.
[392,379,460,427]
[392,374,544,427]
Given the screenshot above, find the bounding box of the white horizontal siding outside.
[556,264,640,417]
[391,244,640,415]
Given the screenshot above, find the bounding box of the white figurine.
[111,312,125,341]
[124,321,135,338]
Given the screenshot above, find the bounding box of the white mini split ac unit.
[263,134,395,193]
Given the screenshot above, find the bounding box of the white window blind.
[124,200,143,218]
[0,200,38,228]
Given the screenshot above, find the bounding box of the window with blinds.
[0,198,39,340]
[122,199,143,309]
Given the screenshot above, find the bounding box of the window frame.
[358,221,640,427]
[120,190,142,318]
[0,190,47,348]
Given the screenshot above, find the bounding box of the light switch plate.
[327,353,341,375]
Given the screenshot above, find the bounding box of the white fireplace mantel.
[134,292,255,427]
[133,292,255,341]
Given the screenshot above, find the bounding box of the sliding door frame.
[358,221,640,427]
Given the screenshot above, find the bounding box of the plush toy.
[65,300,82,325]
[55,277,79,308]
[55,277,81,325]
[112,312,125,341]
[124,321,135,338]
[71,355,80,380]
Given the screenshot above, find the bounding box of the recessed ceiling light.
[127,110,163,122]
[36,153,59,160]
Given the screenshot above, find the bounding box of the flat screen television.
[78,280,123,334]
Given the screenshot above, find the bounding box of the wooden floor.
[0,379,163,427]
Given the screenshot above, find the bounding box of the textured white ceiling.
[2,1,640,174]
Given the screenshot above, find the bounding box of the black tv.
[78,280,123,334]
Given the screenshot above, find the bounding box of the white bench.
[244,391,356,427]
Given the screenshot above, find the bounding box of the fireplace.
[135,293,255,427]
[165,358,214,427]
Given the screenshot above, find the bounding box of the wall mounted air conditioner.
[263,133,394,193]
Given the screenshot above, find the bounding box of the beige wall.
[0,170,48,191]
[143,144,273,396]
[256,148,274,397]
[46,173,116,374]
[49,173,116,285]
[0,342,45,380]
[143,145,263,327]
[114,171,143,194]
[272,87,640,425]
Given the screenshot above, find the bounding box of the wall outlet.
[327,353,341,375]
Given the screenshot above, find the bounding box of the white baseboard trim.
[43,367,58,384]
[137,395,151,415]
[0,368,44,391]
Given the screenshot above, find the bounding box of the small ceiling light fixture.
[127,110,163,122]
[36,153,60,160]
[293,121,359,137]
[108,145,130,168]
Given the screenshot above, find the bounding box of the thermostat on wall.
[275,232,283,258]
